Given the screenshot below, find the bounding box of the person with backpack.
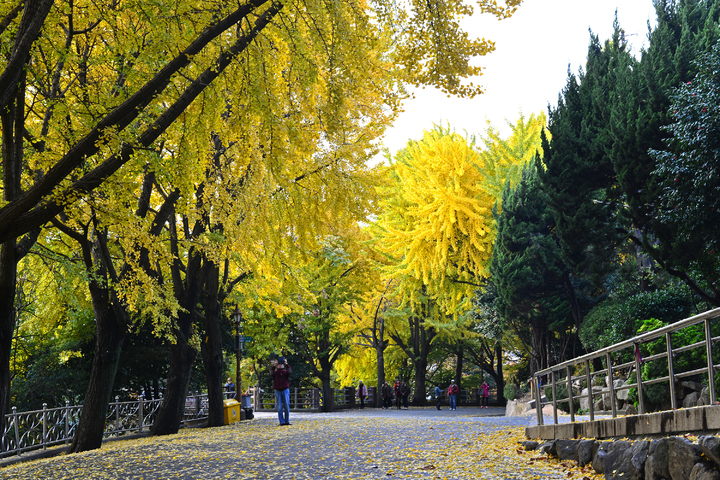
[480,381,490,408]
[447,379,459,411]
[434,384,443,410]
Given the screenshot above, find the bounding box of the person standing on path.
[271,356,292,425]
[381,381,393,409]
[480,381,490,408]
[357,380,368,409]
[399,381,410,409]
[434,384,443,410]
[447,379,459,411]
[394,380,402,409]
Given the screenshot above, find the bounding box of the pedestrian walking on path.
[434,384,443,410]
[448,379,459,411]
[357,380,368,409]
[271,356,292,425]
[480,381,490,408]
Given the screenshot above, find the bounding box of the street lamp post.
[233,307,243,402]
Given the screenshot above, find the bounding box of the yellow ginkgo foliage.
[373,126,496,311]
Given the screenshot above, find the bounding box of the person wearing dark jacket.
[399,381,410,409]
[271,356,292,425]
[381,381,393,409]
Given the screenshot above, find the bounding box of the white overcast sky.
[379,0,658,157]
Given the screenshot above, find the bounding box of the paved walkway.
[1,408,593,479]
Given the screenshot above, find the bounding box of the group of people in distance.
[233,354,495,427]
[371,379,491,410]
[377,379,411,409]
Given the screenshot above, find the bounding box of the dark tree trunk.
[69,292,128,452]
[0,240,17,426]
[150,248,205,436]
[494,343,505,406]
[320,369,333,412]
[151,331,196,435]
[199,259,225,428]
[455,346,464,393]
[375,341,385,408]
[412,355,428,406]
[67,229,131,453]
[0,77,25,426]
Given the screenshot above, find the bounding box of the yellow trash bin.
[223,399,240,424]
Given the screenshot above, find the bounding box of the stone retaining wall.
[522,435,720,480]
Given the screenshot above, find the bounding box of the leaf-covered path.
[2,407,599,479]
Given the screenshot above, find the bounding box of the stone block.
[682,380,705,392]
[700,436,720,469]
[706,406,720,430]
[684,391,701,408]
[521,440,539,451]
[674,406,706,433]
[556,439,579,461]
[555,422,576,439]
[577,439,597,467]
[646,438,670,480]
[689,462,720,480]
[595,418,616,439]
[668,436,702,480]
[601,440,648,480]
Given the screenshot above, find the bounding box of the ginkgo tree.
[368,114,545,399]
[1,0,525,429]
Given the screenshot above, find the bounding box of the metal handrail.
[533,307,720,426]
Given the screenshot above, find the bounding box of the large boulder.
[505,400,529,417]
[699,387,710,407]
[699,436,720,469]
[521,440,539,451]
[682,381,705,392]
[556,439,579,461]
[603,379,628,410]
[646,438,671,480]
[593,441,628,474]
[580,387,604,410]
[683,392,700,409]
[689,462,720,480]
[668,437,703,480]
[577,439,598,467]
[601,440,649,480]
[617,380,630,402]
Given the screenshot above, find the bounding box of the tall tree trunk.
[375,341,385,408]
[455,346,464,393]
[150,249,205,436]
[412,355,428,406]
[69,292,128,452]
[320,369,333,412]
[67,230,131,453]
[0,240,17,427]
[494,343,505,406]
[0,79,25,426]
[199,259,225,427]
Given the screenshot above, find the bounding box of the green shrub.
[503,384,519,401]
[579,284,694,351]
